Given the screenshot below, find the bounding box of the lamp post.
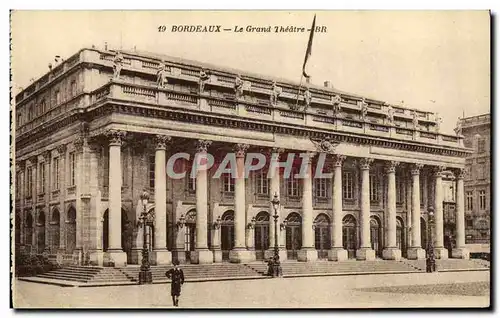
[270,193,282,277]
[426,207,436,273]
[138,190,153,284]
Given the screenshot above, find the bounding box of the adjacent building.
[13,47,471,267]
[461,114,491,244]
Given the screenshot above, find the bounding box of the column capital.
[301,151,317,164]
[42,151,51,162]
[104,129,126,146]
[234,143,249,158]
[410,163,424,176]
[73,136,85,152]
[28,155,38,165]
[196,139,212,153]
[385,161,399,174]
[17,161,25,170]
[455,168,466,180]
[56,144,67,156]
[332,154,346,168]
[154,135,172,150]
[358,158,373,170]
[433,165,446,178]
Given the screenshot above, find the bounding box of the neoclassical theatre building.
[14,47,472,267]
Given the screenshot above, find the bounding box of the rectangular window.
[71,81,77,97]
[55,90,61,105]
[342,171,353,200]
[396,175,405,204]
[476,163,485,180]
[222,173,235,193]
[419,178,424,205]
[255,170,269,195]
[287,169,300,197]
[478,139,486,153]
[52,157,59,190]
[16,112,22,126]
[466,191,473,211]
[26,167,33,197]
[479,190,486,210]
[369,175,379,202]
[69,152,76,186]
[314,178,328,198]
[39,162,45,194]
[149,155,155,189]
[102,148,109,187]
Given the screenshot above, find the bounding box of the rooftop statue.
[199,68,210,93]
[156,62,168,88]
[112,52,124,80]
[270,80,282,106]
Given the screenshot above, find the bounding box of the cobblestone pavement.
[13,271,490,309]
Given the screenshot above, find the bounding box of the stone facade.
[461,114,490,244]
[14,47,471,266]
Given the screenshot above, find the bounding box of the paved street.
[13,271,490,308]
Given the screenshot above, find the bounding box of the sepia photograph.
[9,10,491,309]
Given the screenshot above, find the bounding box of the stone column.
[356,158,376,260]
[104,130,127,266]
[153,135,172,264]
[192,140,213,264]
[266,148,287,261]
[433,166,448,259]
[382,161,401,260]
[329,155,348,261]
[452,168,469,259]
[408,164,426,259]
[298,152,317,262]
[230,143,255,263]
[53,145,66,256]
[18,162,25,246]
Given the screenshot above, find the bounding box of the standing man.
[165,260,185,307]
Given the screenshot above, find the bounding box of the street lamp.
[426,207,436,273]
[138,190,153,284]
[269,192,283,278]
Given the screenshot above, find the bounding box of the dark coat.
[165,268,185,296]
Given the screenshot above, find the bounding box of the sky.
[11,10,490,134]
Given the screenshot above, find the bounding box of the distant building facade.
[461,114,491,244]
[13,47,471,267]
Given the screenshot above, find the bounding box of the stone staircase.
[35,266,132,285]
[20,258,490,287]
[246,259,421,276]
[119,263,262,283]
[404,259,491,272]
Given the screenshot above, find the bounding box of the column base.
[229,248,256,263]
[213,249,222,263]
[172,250,187,264]
[191,249,214,264]
[104,249,128,267]
[356,247,376,261]
[328,247,348,261]
[407,247,426,260]
[434,247,449,260]
[265,249,287,262]
[154,249,172,265]
[382,247,402,261]
[89,250,104,266]
[452,247,469,259]
[297,247,318,262]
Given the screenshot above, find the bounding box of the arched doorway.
[254,211,270,260]
[342,214,357,259]
[396,217,406,258]
[15,214,21,247]
[370,216,383,258]
[37,211,46,253]
[51,209,60,254]
[184,209,196,263]
[420,217,427,251]
[145,208,155,252]
[66,207,76,254]
[314,213,331,259]
[220,210,235,261]
[102,208,130,256]
[285,212,302,260]
[25,213,33,250]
